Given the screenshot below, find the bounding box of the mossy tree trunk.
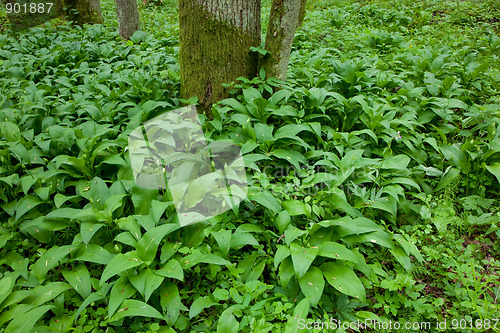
[62,0,103,26]
[116,0,141,39]
[297,0,307,27]
[178,0,261,115]
[262,0,305,81]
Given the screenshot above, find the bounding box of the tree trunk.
[262,0,303,81]
[297,0,307,27]
[116,0,141,39]
[62,0,103,26]
[178,0,261,115]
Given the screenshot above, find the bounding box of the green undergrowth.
[0,0,499,332]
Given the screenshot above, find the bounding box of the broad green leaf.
[217,307,239,333]
[284,297,310,333]
[80,222,105,244]
[211,229,232,256]
[247,190,281,213]
[343,230,394,249]
[3,253,28,280]
[100,251,144,284]
[151,200,171,226]
[130,268,164,302]
[189,296,218,318]
[25,282,70,307]
[0,122,21,141]
[31,245,75,281]
[290,241,319,278]
[366,196,398,218]
[274,123,310,140]
[160,242,179,264]
[155,259,184,281]
[74,284,112,321]
[245,258,266,282]
[383,177,420,191]
[243,87,262,103]
[136,223,180,262]
[0,174,20,188]
[34,187,50,202]
[230,230,259,248]
[89,177,111,210]
[242,153,271,170]
[181,250,230,269]
[0,304,34,328]
[0,234,12,251]
[161,282,181,326]
[269,89,293,104]
[381,155,410,170]
[135,214,156,232]
[254,123,274,143]
[110,299,164,322]
[317,242,361,264]
[440,144,469,173]
[108,276,136,319]
[390,246,412,270]
[131,185,159,215]
[393,234,423,262]
[15,195,42,221]
[279,257,295,288]
[220,98,249,115]
[274,246,291,269]
[183,172,226,209]
[329,217,383,237]
[74,244,112,265]
[326,191,362,217]
[275,210,291,233]
[339,149,364,168]
[485,163,500,183]
[298,266,324,306]
[104,194,127,215]
[284,227,306,246]
[272,149,306,171]
[4,305,53,333]
[302,172,338,187]
[62,265,92,299]
[435,167,460,192]
[282,200,309,216]
[321,262,365,300]
[240,140,259,155]
[117,216,142,240]
[0,273,18,306]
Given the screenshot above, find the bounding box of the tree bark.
[178,0,261,115]
[262,0,302,81]
[297,0,307,27]
[62,0,103,26]
[116,0,141,39]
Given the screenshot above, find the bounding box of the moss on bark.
[62,0,103,26]
[262,0,302,81]
[178,0,261,116]
[297,0,307,27]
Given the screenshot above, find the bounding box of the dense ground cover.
[0,0,499,332]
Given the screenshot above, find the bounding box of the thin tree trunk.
[178,0,261,115]
[262,0,302,81]
[116,0,141,39]
[297,0,307,27]
[62,0,103,26]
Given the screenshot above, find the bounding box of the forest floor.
[0,0,499,332]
